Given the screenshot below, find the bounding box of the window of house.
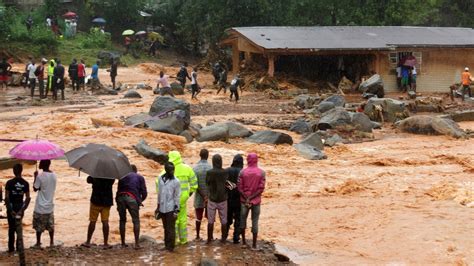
[388,51,422,74]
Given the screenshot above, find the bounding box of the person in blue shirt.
[91,60,100,89]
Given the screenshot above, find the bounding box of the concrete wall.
[378,49,474,93]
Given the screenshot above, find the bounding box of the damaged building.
[221,26,474,93]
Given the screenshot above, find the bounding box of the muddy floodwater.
[0,64,473,265]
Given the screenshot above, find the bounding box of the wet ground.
[0,64,473,265]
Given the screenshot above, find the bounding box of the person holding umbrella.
[82,175,115,249]
[33,160,57,248]
[5,164,31,253]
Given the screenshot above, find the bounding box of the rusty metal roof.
[230,26,474,51]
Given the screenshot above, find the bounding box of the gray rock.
[299,133,324,150]
[350,112,373,133]
[446,110,474,122]
[295,95,318,109]
[153,87,160,95]
[247,130,293,145]
[396,115,466,138]
[294,144,327,160]
[359,74,384,98]
[124,90,142,98]
[322,95,346,107]
[318,107,352,130]
[145,110,186,135]
[134,139,168,164]
[149,96,191,128]
[371,121,382,129]
[218,121,252,138]
[179,130,194,143]
[325,134,343,147]
[200,258,218,266]
[125,112,150,127]
[364,98,409,123]
[97,50,121,62]
[136,83,152,90]
[114,99,141,105]
[170,82,184,95]
[139,235,157,247]
[188,123,202,137]
[317,101,336,113]
[289,120,311,134]
[196,124,229,142]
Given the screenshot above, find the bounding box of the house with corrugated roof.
[221,26,474,92]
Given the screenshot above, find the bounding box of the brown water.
[0,65,473,265]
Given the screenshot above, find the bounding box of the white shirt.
[157,75,170,88]
[412,66,417,75]
[191,71,197,85]
[27,64,37,79]
[34,171,57,214]
[46,18,51,27]
[396,66,401,78]
[157,175,180,213]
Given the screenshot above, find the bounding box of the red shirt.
[37,65,45,80]
[78,63,85,78]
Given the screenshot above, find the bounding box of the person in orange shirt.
[461,67,473,101]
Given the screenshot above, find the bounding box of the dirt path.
[0,65,473,265]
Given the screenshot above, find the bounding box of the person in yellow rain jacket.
[46,58,56,97]
[157,151,197,245]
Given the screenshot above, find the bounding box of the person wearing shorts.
[33,160,57,248]
[191,67,200,99]
[0,58,12,90]
[116,165,147,249]
[205,154,229,243]
[193,149,212,240]
[82,176,115,248]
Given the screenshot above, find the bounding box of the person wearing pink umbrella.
[32,160,57,248]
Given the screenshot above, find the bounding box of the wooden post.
[232,44,240,74]
[244,52,252,62]
[268,54,275,77]
[373,53,380,74]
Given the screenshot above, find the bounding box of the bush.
[77,30,113,49]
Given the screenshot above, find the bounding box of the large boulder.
[179,130,194,143]
[134,139,168,164]
[317,101,336,113]
[247,130,293,145]
[196,124,229,142]
[396,115,466,138]
[299,133,324,150]
[294,144,327,160]
[124,90,142,98]
[170,82,185,95]
[295,95,319,109]
[97,50,121,62]
[221,121,253,138]
[446,110,474,122]
[321,95,346,107]
[350,112,373,133]
[364,98,409,123]
[289,120,311,134]
[412,97,443,113]
[149,96,191,128]
[145,110,186,135]
[325,134,343,147]
[318,107,352,130]
[359,74,384,98]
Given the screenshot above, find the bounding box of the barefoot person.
[116,165,147,249]
[193,149,212,240]
[206,154,229,243]
[5,164,31,253]
[238,153,265,249]
[33,160,57,248]
[156,162,180,252]
[82,176,115,249]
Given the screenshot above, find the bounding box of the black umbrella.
[92,17,106,24]
[65,144,132,179]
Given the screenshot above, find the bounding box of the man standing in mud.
[158,151,197,245]
[33,160,57,248]
[116,165,147,249]
[37,58,47,99]
[53,60,65,100]
[176,63,191,89]
[238,153,265,249]
[109,58,118,90]
[0,58,12,91]
[27,59,37,98]
[206,154,229,243]
[461,67,473,101]
[68,59,79,92]
[226,154,243,243]
[82,176,115,249]
[47,58,56,97]
[193,149,212,240]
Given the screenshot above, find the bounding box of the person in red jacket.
[237,153,265,249]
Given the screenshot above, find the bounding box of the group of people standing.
[1,150,266,254]
[396,64,417,93]
[213,62,243,102]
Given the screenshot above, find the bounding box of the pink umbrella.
[9,139,65,161]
